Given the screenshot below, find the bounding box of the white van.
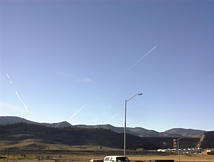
[104,156,129,162]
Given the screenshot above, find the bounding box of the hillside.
[0,116,205,138]
[0,116,71,128]
[0,123,199,151]
[76,124,204,138]
[160,128,205,138]
[76,124,160,137]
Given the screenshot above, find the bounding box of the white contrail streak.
[70,105,84,121]
[15,91,30,113]
[128,45,158,70]
[6,73,13,84]
[5,73,31,114]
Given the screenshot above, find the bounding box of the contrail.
[15,91,30,113]
[6,73,13,84]
[70,105,84,122]
[5,73,31,114]
[128,45,158,70]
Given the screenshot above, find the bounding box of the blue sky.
[0,0,214,132]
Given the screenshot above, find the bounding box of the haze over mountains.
[0,116,205,138]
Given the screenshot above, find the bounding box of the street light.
[124,92,143,157]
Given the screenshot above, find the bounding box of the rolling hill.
[0,123,200,151]
[76,124,204,138]
[160,128,205,138]
[76,124,160,137]
[0,116,71,128]
[0,116,205,138]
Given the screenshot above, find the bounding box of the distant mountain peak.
[51,121,71,127]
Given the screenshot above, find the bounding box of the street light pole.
[124,99,127,157]
[124,92,143,157]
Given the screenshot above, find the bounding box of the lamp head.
[138,92,143,95]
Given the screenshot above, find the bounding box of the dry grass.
[0,144,214,162]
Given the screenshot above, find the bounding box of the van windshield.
[116,157,128,161]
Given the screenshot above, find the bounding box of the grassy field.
[0,143,214,162]
[1,153,214,162]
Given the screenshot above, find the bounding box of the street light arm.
[126,92,143,102]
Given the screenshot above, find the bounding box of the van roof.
[104,156,126,158]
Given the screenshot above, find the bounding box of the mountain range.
[0,116,213,151]
[0,116,205,138]
[76,124,205,138]
[0,123,200,151]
